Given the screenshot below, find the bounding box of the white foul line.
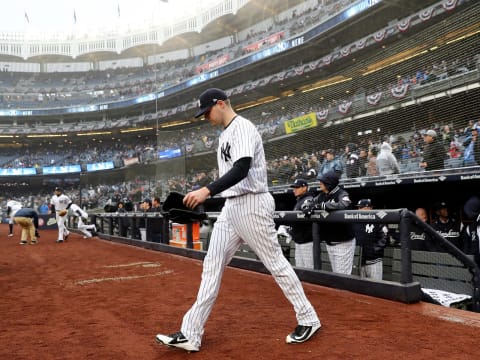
[76,270,174,285]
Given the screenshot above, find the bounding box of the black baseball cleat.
[286,324,321,344]
[19,240,28,245]
[155,331,199,352]
[56,239,64,243]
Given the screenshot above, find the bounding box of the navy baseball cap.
[290,179,308,188]
[54,187,62,192]
[433,201,448,210]
[194,88,228,118]
[357,199,372,207]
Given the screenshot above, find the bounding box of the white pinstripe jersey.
[50,193,72,211]
[217,115,268,198]
[69,203,87,218]
[7,200,22,217]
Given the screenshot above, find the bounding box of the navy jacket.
[291,192,314,244]
[14,207,39,229]
[313,186,354,244]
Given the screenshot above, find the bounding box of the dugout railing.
[91,208,480,312]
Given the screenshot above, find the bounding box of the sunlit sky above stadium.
[0,0,219,34]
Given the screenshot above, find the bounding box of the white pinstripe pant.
[56,212,69,241]
[325,238,356,275]
[295,242,314,269]
[360,259,383,280]
[181,192,320,348]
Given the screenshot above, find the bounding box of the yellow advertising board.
[284,112,318,134]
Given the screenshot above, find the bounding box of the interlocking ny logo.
[221,142,232,162]
[365,224,374,233]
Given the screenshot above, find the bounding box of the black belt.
[226,193,248,199]
[226,192,267,199]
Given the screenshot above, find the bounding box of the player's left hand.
[183,187,210,209]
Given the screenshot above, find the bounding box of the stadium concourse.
[1,224,479,359]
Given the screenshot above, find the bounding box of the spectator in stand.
[376,142,400,175]
[419,130,446,171]
[366,146,378,176]
[38,201,49,215]
[448,141,461,159]
[441,125,453,151]
[278,157,295,185]
[463,124,480,167]
[151,197,162,212]
[317,149,343,178]
[344,143,360,178]
[358,148,368,177]
[352,199,388,280]
[430,201,463,251]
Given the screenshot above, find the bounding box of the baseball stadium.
[1,0,480,358]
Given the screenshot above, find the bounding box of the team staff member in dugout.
[156,88,320,353]
[289,178,315,269]
[309,170,355,275]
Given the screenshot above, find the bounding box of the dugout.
[95,206,480,312]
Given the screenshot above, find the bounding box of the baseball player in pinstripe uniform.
[69,203,97,238]
[156,88,320,352]
[50,187,72,243]
[6,199,23,237]
[352,199,388,280]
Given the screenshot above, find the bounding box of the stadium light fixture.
[76,131,112,136]
[160,121,191,128]
[27,134,67,138]
[300,76,352,93]
[120,127,153,133]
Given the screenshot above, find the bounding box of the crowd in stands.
[0,0,353,110]
[0,116,477,215]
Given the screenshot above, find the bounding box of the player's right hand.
[183,187,210,209]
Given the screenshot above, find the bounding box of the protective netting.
[60,0,480,211]
[152,1,480,193]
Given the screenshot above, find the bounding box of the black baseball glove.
[301,198,316,217]
[162,192,207,224]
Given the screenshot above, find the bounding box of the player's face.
[415,208,427,222]
[293,186,307,196]
[205,101,225,125]
[204,103,217,120]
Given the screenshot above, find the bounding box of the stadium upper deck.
[0,0,461,129]
[0,0,478,204]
